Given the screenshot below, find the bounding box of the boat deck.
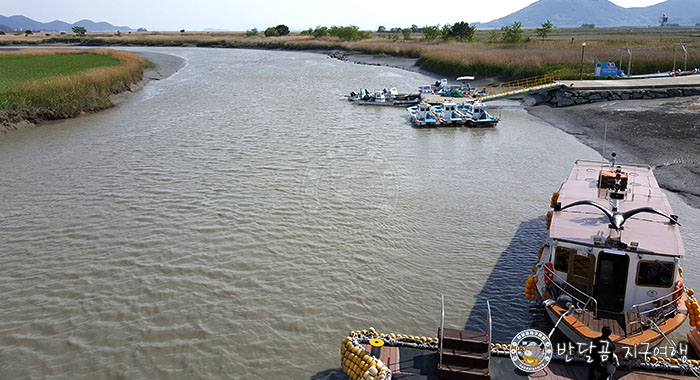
[571,311,649,337]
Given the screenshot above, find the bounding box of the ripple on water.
[0,47,698,379]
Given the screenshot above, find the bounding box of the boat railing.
[542,263,599,318]
[629,287,683,335]
[439,294,445,366]
[486,300,492,359]
[574,159,652,170]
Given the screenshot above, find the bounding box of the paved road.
[559,74,700,90]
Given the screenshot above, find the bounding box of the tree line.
[243,20,556,44]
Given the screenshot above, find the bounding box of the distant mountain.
[0,24,14,33]
[475,0,700,29]
[0,14,133,32]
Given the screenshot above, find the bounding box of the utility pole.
[579,42,587,80]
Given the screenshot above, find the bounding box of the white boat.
[458,101,499,127]
[529,154,688,351]
[407,103,439,127]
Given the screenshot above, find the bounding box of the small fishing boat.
[458,101,499,127]
[347,88,420,107]
[527,153,689,352]
[407,103,439,127]
[433,102,465,126]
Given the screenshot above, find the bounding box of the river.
[1,47,698,379]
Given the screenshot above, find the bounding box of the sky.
[2,0,667,31]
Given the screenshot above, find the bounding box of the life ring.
[674,280,684,304]
[544,262,554,285]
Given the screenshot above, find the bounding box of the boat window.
[636,261,675,287]
[554,247,575,272]
[572,254,592,277]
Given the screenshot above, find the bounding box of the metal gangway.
[477,74,561,101]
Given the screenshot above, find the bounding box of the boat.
[347,88,420,107]
[433,102,465,126]
[407,103,439,127]
[458,101,499,127]
[528,153,689,352]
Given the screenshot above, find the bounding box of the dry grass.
[3,28,700,80]
[0,48,146,121]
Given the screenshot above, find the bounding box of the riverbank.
[529,97,700,209]
[0,49,184,132]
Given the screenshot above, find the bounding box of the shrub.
[245,28,258,37]
[331,25,370,41]
[312,26,328,38]
[275,24,290,36]
[422,25,440,41]
[501,21,523,43]
[264,27,279,37]
[451,22,476,42]
[72,26,86,36]
[536,20,553,42]
[402,28,411,40]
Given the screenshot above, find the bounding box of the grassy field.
[1,26,699,80]
[0,49,146,122]
[0,52,121,87]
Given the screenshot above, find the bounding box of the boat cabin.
[536,158,686,348]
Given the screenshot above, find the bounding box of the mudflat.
[529,97,700,209]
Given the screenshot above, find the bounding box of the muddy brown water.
[1,47,698,379]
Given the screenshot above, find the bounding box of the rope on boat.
[341,328,440,380]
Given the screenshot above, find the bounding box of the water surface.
[1,47,698,379]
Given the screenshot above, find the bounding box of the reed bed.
[0,48,146,122]
[3,29,699,80]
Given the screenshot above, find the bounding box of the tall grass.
[0,49,145,120]
[3,30,700,80]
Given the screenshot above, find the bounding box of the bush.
[264,27,279,37]
[487,30,500,43]
[422,25,440,41]
[245,28,258,37]
[72,26,86,36]
[501,21,523,43]
[451,22,476,42]
[312,26,328,38]
[329,25,370,41]
[275,24,290,36]
[402,28,411,40]
[581,23,595,29]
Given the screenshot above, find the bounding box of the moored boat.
[407,103,439,127]
[527,154,689,352]
[458,101,499,127]
[433,102,465,126]
[348,88,420,107]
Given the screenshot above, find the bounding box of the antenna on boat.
[602,123,608,166]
